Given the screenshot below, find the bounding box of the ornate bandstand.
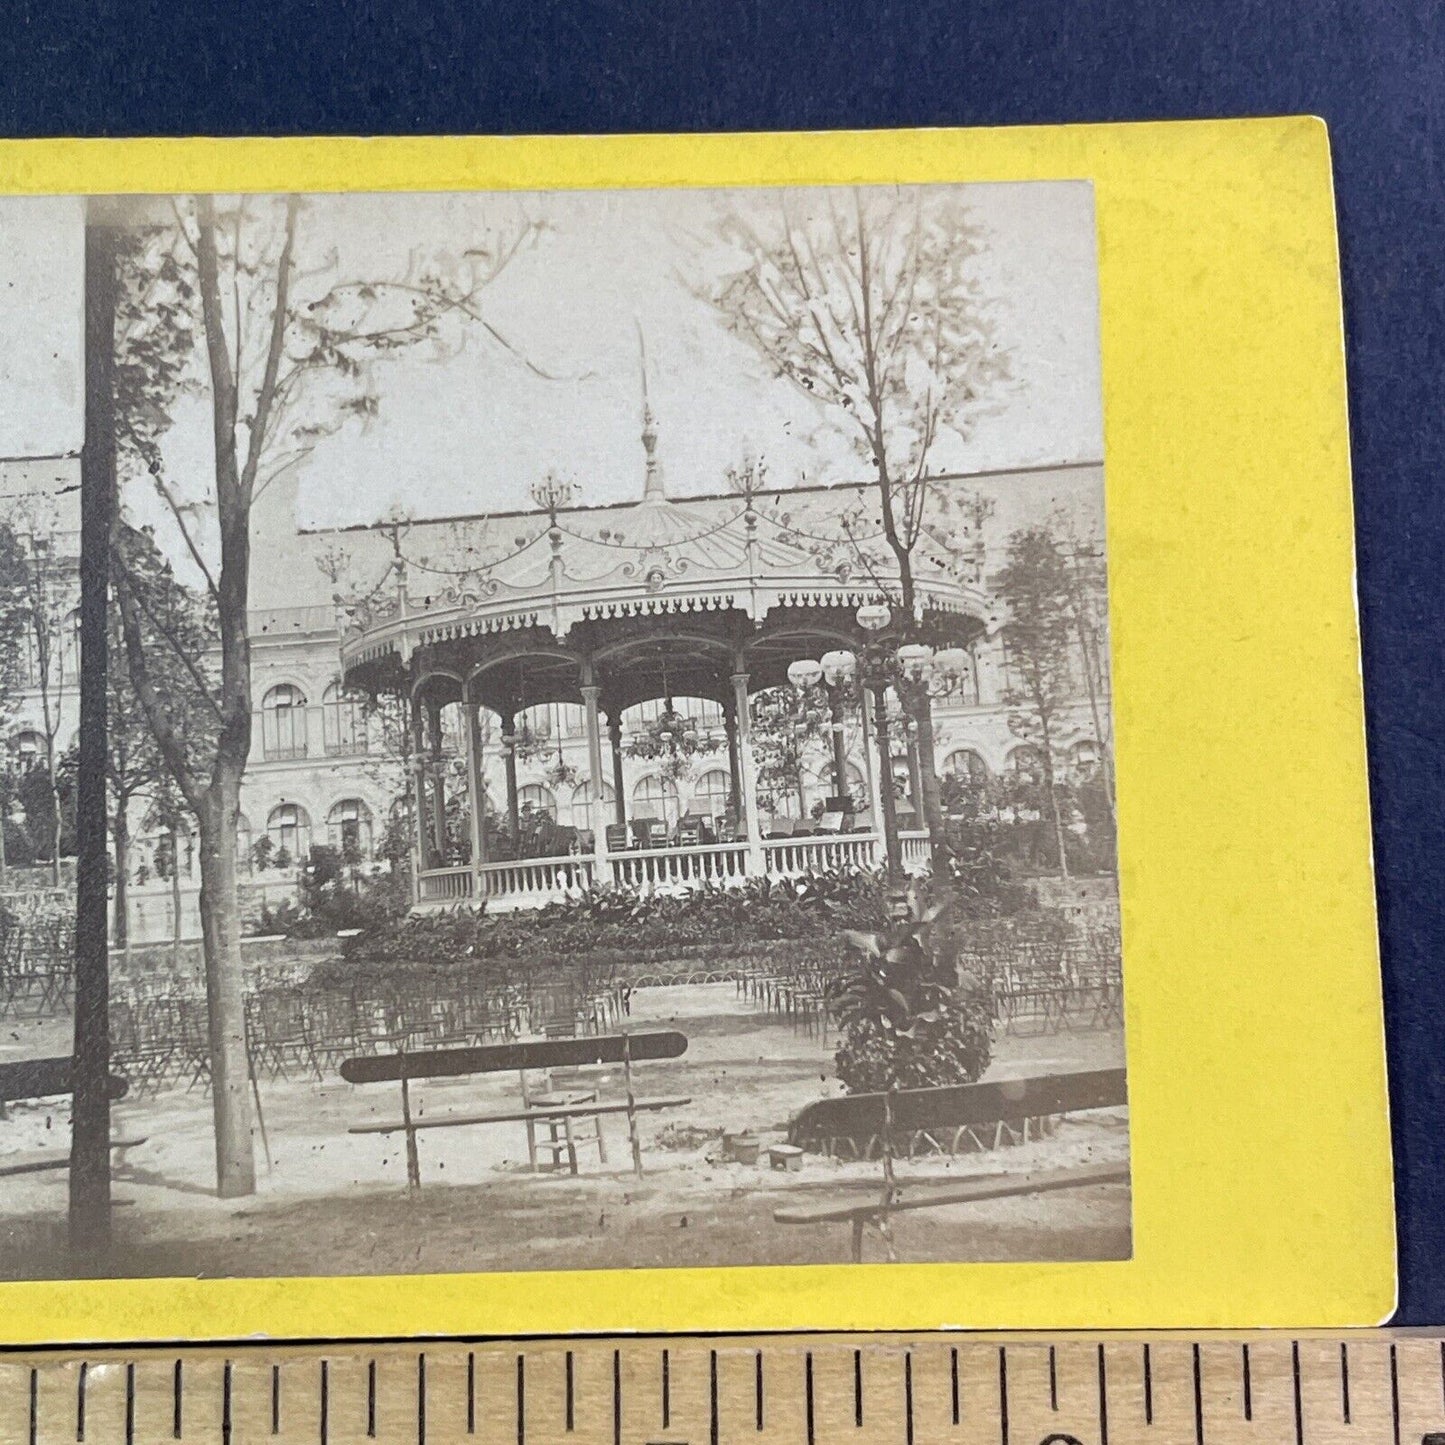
[333,421,993,911]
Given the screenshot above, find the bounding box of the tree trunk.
[169,824,183,968]
[196,790,256,1198]
[1037,720,1071,880]
[112,805,129,951]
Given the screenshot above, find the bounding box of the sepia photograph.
[0,179,1126,1278]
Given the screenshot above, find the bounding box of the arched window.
[569,779,616,830]
[943,748,989,784]
[1007,745,1046,785]
[632,774,679,828]
[8,730,45,773]
[322,682,368,757]
[516,783,556,820]
[1071,739,1102,780]
[327,798,374,859]
[261,684,308,760]
[236,812,252,871]
[266,803,310,861]
[689,768,732,822]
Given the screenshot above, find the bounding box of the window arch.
[943,748,990,784]
[569,779,616,830]
[1070,739,1103,780]
[8,730,45,772]
[632,774,679,828]
[261,683,308,760]
[1007,744,1046,785]
[322,682,368,757]
[516,783,556,819]
[327,798,374,859]
[266,803,311,861]
[689,768,732,822]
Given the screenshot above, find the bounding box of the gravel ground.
[0,983,1129,1278]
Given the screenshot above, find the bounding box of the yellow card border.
[0,119,1393,1339]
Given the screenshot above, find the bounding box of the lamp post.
[787,604,973,879]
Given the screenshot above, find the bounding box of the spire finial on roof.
[636,319,665,501]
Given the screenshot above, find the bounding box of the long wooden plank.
[773,1160,1131,1224]
[0,1056,129,1104]
[348,1095,692,1135]
[339,1031,689,1085]
[786,1065,1127,1145]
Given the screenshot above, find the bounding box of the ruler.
[4,1333,1445,1445]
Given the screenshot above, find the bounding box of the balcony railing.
[414,830,932,911]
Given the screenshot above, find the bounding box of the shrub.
[831,888,993,1095]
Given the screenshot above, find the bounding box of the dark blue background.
[4,0,1441,1323]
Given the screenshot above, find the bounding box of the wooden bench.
[0,1057,143,1180]
[340,1031,690,1189]
[774,1159,1130,1261]
[786,1066,1128,1158]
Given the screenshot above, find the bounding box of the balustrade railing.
[417,827,938,909]
[761,833,877,876]
[608,840,750,889]
[479,854,594,905]
[416,865,475,903]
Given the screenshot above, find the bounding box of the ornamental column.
[828,687,849,802]
[607,711,627,827]
[462,685,487,876]
[426,699,448,861]
[500,708,521,849]
[723,698,742,816]
[581,682,610,883]
[731,671,766,876]
[409,692,429,875]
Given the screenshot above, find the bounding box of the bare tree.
[109,195,551,1197]
[708,187,1009,865]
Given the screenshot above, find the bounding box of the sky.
[0,182,1102,566]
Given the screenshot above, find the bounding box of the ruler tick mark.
[710,1349,719,1445]
[998,1347,1009,1445]
[1097,1344,1109,1445]
[1241,1344,1252,1421]
[272,1362,281,1436]
[754,1350,764,1432]
[319,1359,328,1445]
[125,1364,135,1445]
[173,1359,183,1440]
[854,1349,863,1427]
[28,1366,37,1445]
[466,1352,475,1435]
[418,1352,427,1445]
[614,1349,622,1445]
[1390,1343,1401,1445]
[76,1358,87,1441]
[566,1350,575,1432]
[1049,1345,1058,1411]
[1192,1343,1204,1445]
[905,1352,915,1445]
[661,1347,670,1429]
[1291,1342,1303,1445]
[1143,1343,1153,1424]
[223,1360,233,1445]
[805,1351,816,1445]
[516,1354,525,1445]
[951,1346,960,1425]
[1340,1341,1350,1423]
[369,1359,378,1438]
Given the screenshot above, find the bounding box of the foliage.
[749,684,835,816]
[254,846,411,938]
[831,888,993,1094]
[343,868,892,966]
